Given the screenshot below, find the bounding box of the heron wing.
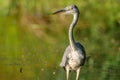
[76,42,86,66]
[60,46,71,67]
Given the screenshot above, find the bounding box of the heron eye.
[70,7,73,10]
[68,7,73,11]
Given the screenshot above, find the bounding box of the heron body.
[60,42,85,70]
[53,4,86,80]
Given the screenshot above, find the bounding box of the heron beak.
[53,9,66,15]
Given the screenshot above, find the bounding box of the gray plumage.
[60,42,85,68]
[53,4,86,80]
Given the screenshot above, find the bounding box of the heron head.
[53,4,80,15]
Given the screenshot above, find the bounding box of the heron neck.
[69,13,79,50]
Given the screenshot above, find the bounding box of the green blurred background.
[0,0,120,80]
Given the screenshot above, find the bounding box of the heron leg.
[76,67,81,80]
[66,65,70,80]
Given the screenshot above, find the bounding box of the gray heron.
[53,4,86,80]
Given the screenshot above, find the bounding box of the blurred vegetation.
[0,0,120,80]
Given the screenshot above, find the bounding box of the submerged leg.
[76,67,81,80]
